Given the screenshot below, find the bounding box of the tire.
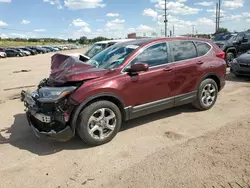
[192,79,218,111]
[226,52,235,67]
[77,100,122,146]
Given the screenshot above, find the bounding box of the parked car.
[70,39,135,62]
[49,46,60,51]
[230,50,250,76]
[13,48,31,56]
[20,47,38,55]
[4,49,24,57]
[41,46,54,52]
[55,46,64,50]
[62,46,69,50]
[21,37,226,145]
[213,32,250,66]
[28,46,47,54]
[0,51,7,58]
[0,48,6,52]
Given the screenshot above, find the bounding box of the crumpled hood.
[237,51,250,64]
[47,53,107,86]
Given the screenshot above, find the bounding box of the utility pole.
[218,0,221,30]
[173,25,175,36]
[192,25,195,37]
[215,2,218,32]
[164,0,168,37]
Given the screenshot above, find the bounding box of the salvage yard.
[0,50,250,188]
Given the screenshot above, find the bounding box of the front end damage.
[20,53,105,141]
[21,85,79,141]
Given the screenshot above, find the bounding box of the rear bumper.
[21,90,75,142]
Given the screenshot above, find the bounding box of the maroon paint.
[48,37,226,107]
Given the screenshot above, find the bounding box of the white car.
[69,39,135,62]
[62,46,69,50]
[0,51,7,58]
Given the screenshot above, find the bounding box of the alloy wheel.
[87,108,117,140]
[201,83,216,107]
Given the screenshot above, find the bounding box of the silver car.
[0,51,7,58]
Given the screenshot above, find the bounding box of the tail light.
[216,52,225,59]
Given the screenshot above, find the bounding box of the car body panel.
[0,51,7,58]
[21,37,227,141]
[231,51,250,76]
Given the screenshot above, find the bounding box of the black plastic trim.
[174,91,197,106]
[129,97,174,120]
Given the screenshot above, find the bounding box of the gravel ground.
[0,50,250,188]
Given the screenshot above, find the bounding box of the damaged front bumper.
[21,90,76,142]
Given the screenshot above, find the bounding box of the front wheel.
[192,79,218,111]
[226,52,235,67]
[77,101,122,146]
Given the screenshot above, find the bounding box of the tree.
[247,29,250,32]
[215,28,228,35]
[79,36,88,44]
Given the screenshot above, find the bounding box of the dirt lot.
[0,50,250,188]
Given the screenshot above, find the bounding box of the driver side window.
[130,42,168,67]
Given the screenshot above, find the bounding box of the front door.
[123,42,176,119]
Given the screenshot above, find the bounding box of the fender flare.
[196,73,221,90]
[226,47,237,55]
[69,92,125,133]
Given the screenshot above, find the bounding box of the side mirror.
[127,63,149,72]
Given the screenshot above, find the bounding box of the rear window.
[195,42,211,56]
[169,40,197,61]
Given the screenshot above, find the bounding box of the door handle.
[197,61,204,65]
[163,67,173,72]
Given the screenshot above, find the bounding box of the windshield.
[213,33,235,41]
[84,43,106,58]
[86,43,139,69]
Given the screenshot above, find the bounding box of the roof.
[112,37,213,47]
[95,39,135,44]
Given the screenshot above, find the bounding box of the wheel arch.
[69,93,127,133]
[198,73,221,91]
[226,47,237,56]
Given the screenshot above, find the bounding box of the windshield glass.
[84,43,106,58]
[213,33,235,41]
[86,43,139,69]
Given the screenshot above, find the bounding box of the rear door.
[168,40,211,106]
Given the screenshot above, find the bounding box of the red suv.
[21,37,226,146]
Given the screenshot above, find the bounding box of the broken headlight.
[38,86,76,103]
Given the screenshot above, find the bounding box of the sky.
[0,0,250,39]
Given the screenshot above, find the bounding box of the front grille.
[239,63,250,68]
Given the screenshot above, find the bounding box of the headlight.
[38,86,76,102]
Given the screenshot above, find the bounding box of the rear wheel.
[192,79,218,111]
[77,100,122,146]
